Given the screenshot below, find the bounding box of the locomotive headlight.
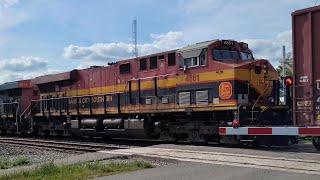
[267,96,275,104]
[263,64,268,74]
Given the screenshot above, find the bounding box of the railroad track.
[0,137,128,152]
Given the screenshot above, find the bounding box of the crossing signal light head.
[284,76,293,87]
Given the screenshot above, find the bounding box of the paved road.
[97,143,320,180]
[151,143,320,161]
[96,162,320,180]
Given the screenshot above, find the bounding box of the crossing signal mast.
[132,19,138,58]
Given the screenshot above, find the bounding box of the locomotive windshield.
[240,52,253,60]
[213,50,239,60]
[213,49,253,61]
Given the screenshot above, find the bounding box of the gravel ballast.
[0,144,80,165]
[0,143,179,177]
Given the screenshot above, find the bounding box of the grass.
[0,160,154,180]
[298,137,313,143]
[0,156,30,169]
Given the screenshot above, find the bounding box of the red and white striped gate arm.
[219,127,320,136]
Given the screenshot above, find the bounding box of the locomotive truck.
[1,5,320,150]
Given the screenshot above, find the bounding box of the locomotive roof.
[177,39,218,59]
[0,39,242,87]
[0,81,19,91]
[0,80,32,91]
[178,39,218,52]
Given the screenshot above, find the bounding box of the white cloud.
[243,30,292,65]
[63,28,291,69]
[0,0,27,47]
[63,31,184,68]
[0,0,19,9]
[0,0,25,31]
[150,31,184,49]
[0,56,51,84]
[177,0,311,45]
[0,56,47,71]
[181,0,223,15]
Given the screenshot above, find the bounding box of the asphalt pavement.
[96,143,320,180]
[96,162,320,180]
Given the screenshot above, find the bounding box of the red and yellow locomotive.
[0,39,289,144]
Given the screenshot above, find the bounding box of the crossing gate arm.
[219,127,320,136]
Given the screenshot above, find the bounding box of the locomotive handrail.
[19,103,32,122]
[0,102,19,105]
[30,92,121,102]
[0,102,20,132]
[0,102,19,115]
[294,97,313,100]
[251,84,271,121]
[129,73,176,81]
[0,102,20,133]
[15,103,19,133]
[237,103,242,121]
[32,93,176,103]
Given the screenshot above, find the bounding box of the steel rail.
[0,137,126,152]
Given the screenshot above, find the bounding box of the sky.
[0,0,318,84]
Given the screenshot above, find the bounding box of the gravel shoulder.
[0,143,179,177]
[0,144,80,165]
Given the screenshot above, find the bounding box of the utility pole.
[282,45,286,77]
[132,19,138,58]
[282,45,286,104]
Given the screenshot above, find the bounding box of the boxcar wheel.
[312,137,320,151]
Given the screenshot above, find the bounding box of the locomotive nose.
[237,59,279,100]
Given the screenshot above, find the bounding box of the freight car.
[0,39,291,146]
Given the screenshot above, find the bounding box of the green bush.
[0,156,29,169]
[0,160,154,180]
[0,157,11,169]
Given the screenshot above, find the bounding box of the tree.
[276,52,293,77]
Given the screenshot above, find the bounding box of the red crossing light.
[284,76,293,87]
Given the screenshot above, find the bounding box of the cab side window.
[168,53,176,66]
[150,56,158,69]
[119,63,131,74]
[182,48,207,67]
[140,58,147,71]
[199,49,207,65]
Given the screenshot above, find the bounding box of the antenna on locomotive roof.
[132,19,138,58]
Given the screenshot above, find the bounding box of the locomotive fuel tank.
[102,119,123,129]
[81,119,98,128]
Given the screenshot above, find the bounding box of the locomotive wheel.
[312,137,320,151]
[0,129,6,135]
[187,130,200,142]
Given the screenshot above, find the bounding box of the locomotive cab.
[177,40,285,131]
[212,41,286,126]
[212,40,254,63]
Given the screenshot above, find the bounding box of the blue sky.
[0,0,318,83]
